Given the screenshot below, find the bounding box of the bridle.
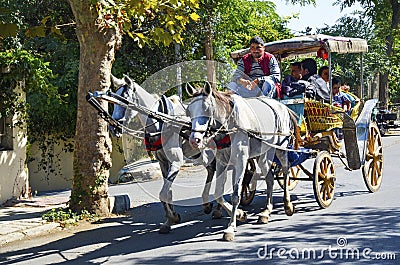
[188,93,235,142]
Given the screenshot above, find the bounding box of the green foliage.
[0,49,58,125]
[211,0,293,61]
[317,15,378,90]
[42,207,99,226]
[322,1,400,103]
[94,0,201,47]
[336,0,400,103]
[1,1,79,179]
[0,49,76,179]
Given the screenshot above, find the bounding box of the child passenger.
[332,77,351,112]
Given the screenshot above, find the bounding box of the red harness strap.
[215,135,231,149]
[144,135,163,151]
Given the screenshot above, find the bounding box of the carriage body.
[231,35,383,208]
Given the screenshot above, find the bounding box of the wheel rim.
[277,165,301,191]
[363,124,383,192]
[240,184,255,206]
[313,152,335,208]
[240,159,256,206]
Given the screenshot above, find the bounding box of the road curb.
[108,195,131,213]
[0,222,60,246]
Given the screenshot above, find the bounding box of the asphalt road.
[1,129,399,264]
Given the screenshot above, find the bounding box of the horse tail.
[287,108,301,150]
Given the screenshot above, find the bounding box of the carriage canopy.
[230,34,368,61]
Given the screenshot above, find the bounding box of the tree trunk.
[204,8,216,89]
[67,0,122,215]
[379,72,389,108]
[379,0,399,108]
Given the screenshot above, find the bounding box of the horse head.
[186,81,215,149]
[109,74,140,137]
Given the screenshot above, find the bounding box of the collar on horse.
[144,95,172,152]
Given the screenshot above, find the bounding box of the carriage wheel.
[277,166,301,191]
[240,158,257,206]
[313,151,336,208]
[362,122,383,193]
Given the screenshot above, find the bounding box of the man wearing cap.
[228,36,281,98]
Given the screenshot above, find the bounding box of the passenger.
[340,84,357,108]
[228,36,281,98]
[332,77,351,112]
[301,58,330,102]
[282,62,307,97]
[318,65,329,84]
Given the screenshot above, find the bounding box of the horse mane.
[212,88,233,113]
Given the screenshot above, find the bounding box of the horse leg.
[158,155,182,234]
[276,149,294,216]
[212,160,230,219]
[223,142,248,241]
[202,158,216,214]
[257,151,275,224]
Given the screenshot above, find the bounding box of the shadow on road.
[1,191,399,264]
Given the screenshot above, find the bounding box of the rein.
[97,90,191,129]
[87,92,145,139]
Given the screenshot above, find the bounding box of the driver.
[228,36,281,98]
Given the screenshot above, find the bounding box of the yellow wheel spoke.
[318,172,326,180]
[371,170,378,186]
[374,163,382,177]
[321,185,327,200]
[326,187,332,199]
[328,182,335,190]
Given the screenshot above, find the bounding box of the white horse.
[110,75,218,233]
[186,82,299,241]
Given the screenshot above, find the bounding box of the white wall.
[28,137,126,192]
[0,84,29,205]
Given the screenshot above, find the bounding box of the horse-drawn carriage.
[230,34,383,209]
[87,34,382,241]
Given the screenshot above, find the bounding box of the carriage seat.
[280,94,305,126]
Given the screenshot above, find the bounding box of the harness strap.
[214,134,231,149]
[144,133,163,151]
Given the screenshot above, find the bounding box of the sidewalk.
[0,191,70,246]
[0,158,162,247]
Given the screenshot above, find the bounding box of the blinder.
[187,94,214,136]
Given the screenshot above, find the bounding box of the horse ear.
[123,74,133,87]
[111,74,125,88]
[186,83,196,97]
[203,81,212,96]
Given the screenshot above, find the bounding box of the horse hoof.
[237,210,247,222]
[284,204,295,216]
[212,210,222,219]
[174,213,181,224]
[223,232,235,241]
[159,225,171,234]
[257,215,269,224]
[203,202,213,215]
